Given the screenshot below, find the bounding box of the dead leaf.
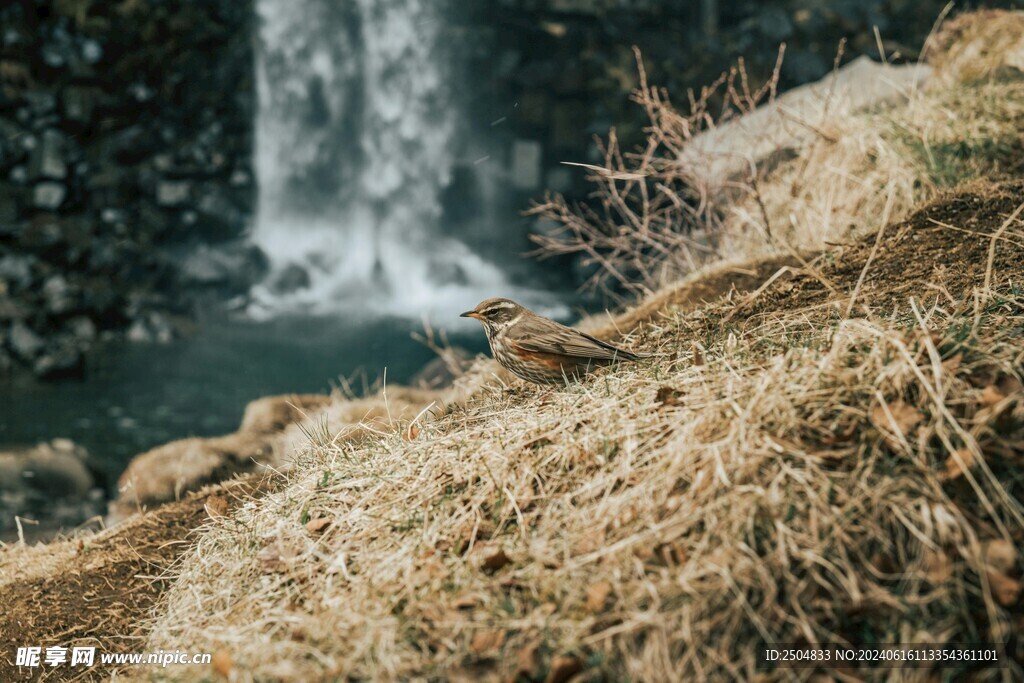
[941,353,962,374]
[655,386,681,406]
[515,639,542,680]
[258,537,301,573]
[871,399,924,448]
[305,515,333,534]
[921,550,953,584]
[980,384,1006,407]
[585,580,612,613]
[212,649,233,678]
[405,423,420,441]
[987,570,1022,607]
[941,448,976,480]
[983,539,1018,575]
[470,629,506,655]
[997,374,1023,397]
[205,494,229,520]
[482,549,512,572]
[545,655,583,683]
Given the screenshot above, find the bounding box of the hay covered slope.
[143,181,1024,681]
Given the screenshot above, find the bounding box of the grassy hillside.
[2,10,1024,683]
[140,179,1024,681]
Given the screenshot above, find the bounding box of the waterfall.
[249,0,510,320]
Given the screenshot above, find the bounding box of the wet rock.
[0,254,34,289]
[156,179,191,207]
[28,129,68,180]
[0,296,26,321]
[62,86,99,125]
[194,186,248,239]
[178,242,269,292]
[269,263,311,294]
[42,274,77,314]
[79,277,120,314]
[66,315,97,343]
[0,439,94,499]
[7,320,44,360]
[0,117,29,170]
[0,186,22,224]
[18,218,63,250]
[33,340,84,379]
[108,125,154,164]
[32,181,66,210]
[127,311,174,344]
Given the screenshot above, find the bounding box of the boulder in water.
[268,263,311,295]
[0,439,95,499]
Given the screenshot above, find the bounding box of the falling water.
[249,0,511,320]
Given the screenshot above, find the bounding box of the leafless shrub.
[528,47,786,304]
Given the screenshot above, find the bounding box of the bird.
[460,298,649,385]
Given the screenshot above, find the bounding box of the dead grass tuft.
[930,10,1024,84]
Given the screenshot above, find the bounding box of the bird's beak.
[460,310,482,320]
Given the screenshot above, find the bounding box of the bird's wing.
[507,318,641,361]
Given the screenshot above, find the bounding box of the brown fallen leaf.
[997,374,1023,397]
[205,494,229,520]
[258,537,301,573]
[941,353,963,374]
[470,629,506,655]
[545,655,583,683]
[482,549,512,572]
[655,386,681,407]
[305,515,333,534]
[980,384,1006,407]
[983,539,1018,575]
[515,639,542,681]
[871,399,924,448]
[212,649,233,678]
[405,423,420,441]
[585,580,612,613]
[987,570,1022,607]
[941,448,976,480]
[921,550,953,585]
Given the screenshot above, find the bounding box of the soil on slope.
[740,180,1024,319]
[0,476,272,682]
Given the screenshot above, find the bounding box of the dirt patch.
[738,180,1024,320]
[589,254,799,338]
[0,475,273,682]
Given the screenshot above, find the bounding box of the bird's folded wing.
[508,327,630,361]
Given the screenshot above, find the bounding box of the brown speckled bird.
[461,298,649,385]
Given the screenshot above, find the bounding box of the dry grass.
[531,12,1024,300]
[139,274,1024,681]
[119,11,1024,682]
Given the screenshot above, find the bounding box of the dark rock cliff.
[0,0,257,378]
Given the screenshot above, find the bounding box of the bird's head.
[460,298,524,332]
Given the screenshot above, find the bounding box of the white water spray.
[250,0,514,321]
